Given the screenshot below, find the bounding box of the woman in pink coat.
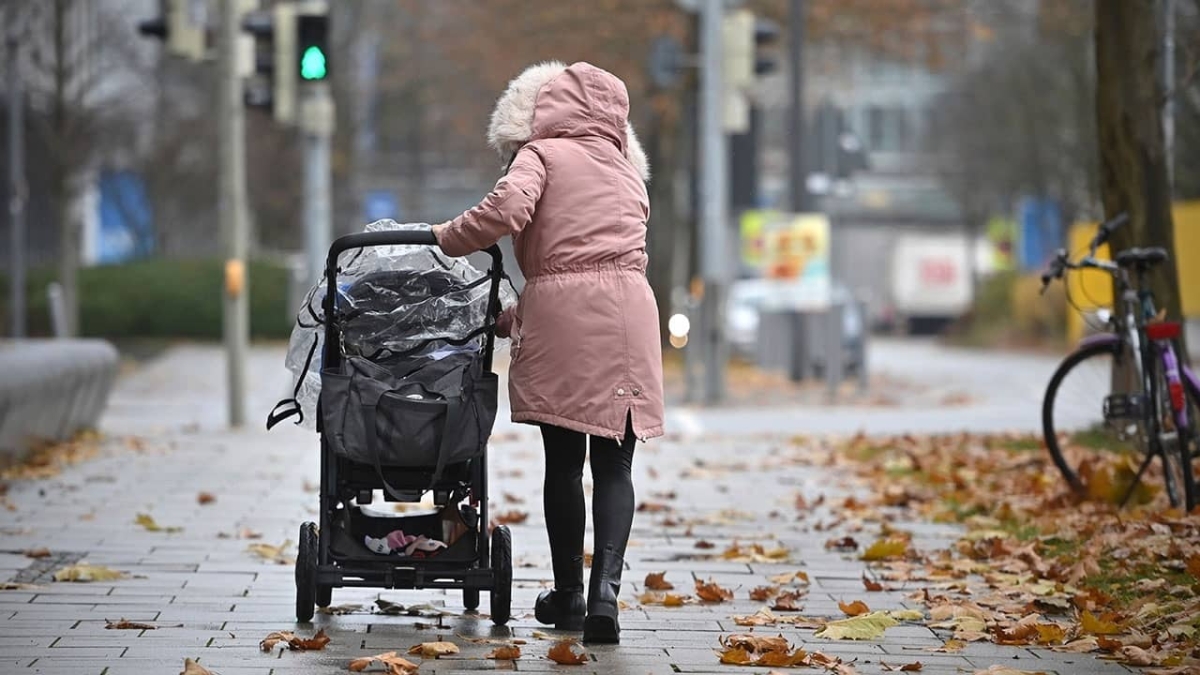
[433,61,663,643]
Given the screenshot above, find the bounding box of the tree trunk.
[1094,0,1181,326]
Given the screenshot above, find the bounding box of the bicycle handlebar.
[1041,212,1129,294]
[1089,212,1129,254]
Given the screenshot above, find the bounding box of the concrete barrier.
[0,339,119,464]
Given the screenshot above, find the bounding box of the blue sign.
[363,190,400,222]
[97,170,154,263]
[1017,197,1063,271]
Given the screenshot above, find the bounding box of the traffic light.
[137,0,205,61]
[753,17,780,77]
[296,13,329,82]
[242,3,297,123]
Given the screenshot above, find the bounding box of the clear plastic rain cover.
[284,220,516,430]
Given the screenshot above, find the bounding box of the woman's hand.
[430,222,449,244]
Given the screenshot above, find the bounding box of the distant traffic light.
[242,3,297,123]
[754,17,781,76]
[137,0,205,61]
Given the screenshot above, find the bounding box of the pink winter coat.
[436,61,664,441]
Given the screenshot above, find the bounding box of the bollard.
[47,282,67,339]
[824,303,845,402]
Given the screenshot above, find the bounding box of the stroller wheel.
[295,522,318,622]
[463,587,480,611]
[489,525,512,626]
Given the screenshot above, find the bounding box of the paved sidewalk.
[0,345,1134,675]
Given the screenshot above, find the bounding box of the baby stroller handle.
[326,230,504,281]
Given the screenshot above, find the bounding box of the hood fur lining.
[486,61,650,182]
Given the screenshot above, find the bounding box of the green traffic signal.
[300,45,327,80]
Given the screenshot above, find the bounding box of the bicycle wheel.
[1160,369,1200,512]
[1043,341,1145,497]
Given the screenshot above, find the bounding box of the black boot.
[583,544,624,644]
[535,554,585,630]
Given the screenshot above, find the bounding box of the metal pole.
[7,19,27,338]
[1163,0,1175,195]
[218,0,249,427]
[302,83,334,285]
[788,0,807,212]
[699,0,728,405]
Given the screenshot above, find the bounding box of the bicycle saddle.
[1115,247,1169,268]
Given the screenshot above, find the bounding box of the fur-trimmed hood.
[487,61,650,182]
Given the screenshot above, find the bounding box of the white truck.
[887,233,975,334]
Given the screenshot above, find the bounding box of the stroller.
[273,229,512,624]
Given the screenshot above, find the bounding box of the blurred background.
[1,0,1198,419]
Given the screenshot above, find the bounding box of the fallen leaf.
[197,492,216,505]
[1034,623,1066,645]
[862,574,884,592]
[750,585,779,601]
[348,651,420,674]
[1186,553,1200,581]
[887,609,924,622]
[374,598,406,615]
[636,501,672,513]
[839,599,871,616]
[723,633,791,653]
[135,513,182,533]
[815,611,899,640]
[971,668,1050,675]
[53,564,128,582]
[106,619,157,630]
[0,582,42,590]
[881,662,924,672]
[695,579,733,603]
[928,639,965,653]
[260,629,330,652]
[718,647,754,665]
[1080,610,1122,635]
[180,658,214,675]
[644,572,674,590]
[23,547,51,559]
[695,539,715,549]
[769,570,810,585]
[1051,637,1099,653]
[246,540,293,565]
[407,641,459,658]
[547,640,588,665]
[493,510,528,525]
[663,593,689,607]
[772,590,804,611]
[1119,645,1157,667]
[318,603,364,615]
[485,645,521,659]
[861,538,908,561]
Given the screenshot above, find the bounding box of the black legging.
[540,416,636,588]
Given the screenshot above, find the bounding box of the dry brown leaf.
[862,574,884,592]
[663,593,689,607]
[260,628,330,652]
[348,651,420,674]
[694,539,715,549]
[1119,646,1157,667]
[695,579,734,603]
[718,647,754,665]
[197,492,216,505]
[547,640,588,665]
[406,641,459,658]
[485,644,521,659]
[180,658,214,675]
[839,599,871,616]
[723,633,790,653]
[106,618,157,630]
[644,571,674,590]
[636,501,672,513]
[769,570,810,585]
[493,510,528,525]
[53,563,128,582]
[882,663,924,672]
[750,585,779,601]
[247,541,294,564]
[23,547,51,559]
[772,590,804,611]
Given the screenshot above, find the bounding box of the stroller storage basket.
[320,352,498,483]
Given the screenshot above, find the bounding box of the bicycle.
[1040,212,1199,511]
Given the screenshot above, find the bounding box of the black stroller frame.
[294,229,513,624]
